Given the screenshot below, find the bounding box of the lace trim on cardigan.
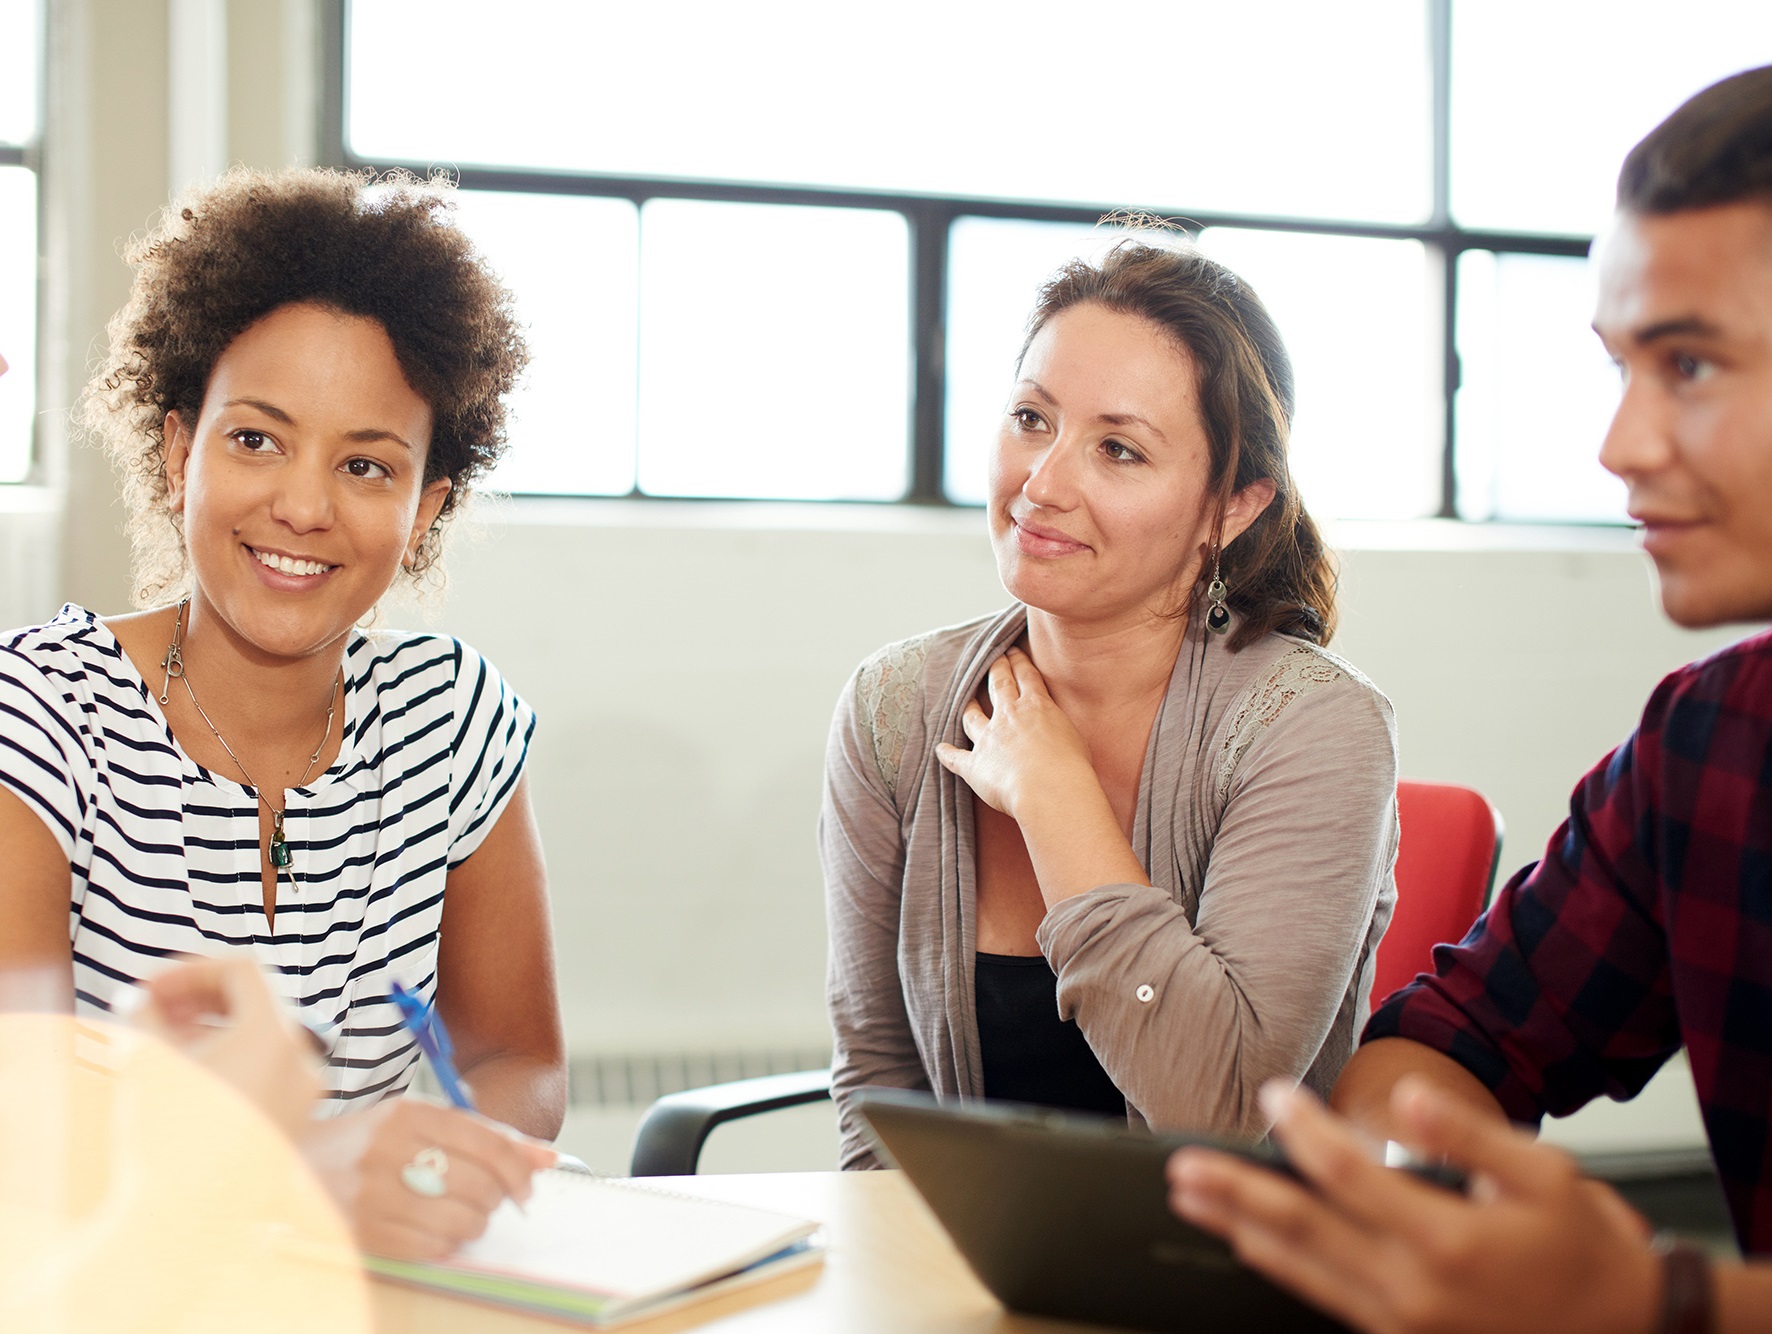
[1214,645,1345,802]
[857,633,936,794]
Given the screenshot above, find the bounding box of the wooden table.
[370,1170,1106,1332]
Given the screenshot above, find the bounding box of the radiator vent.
[566,1049,832,1109]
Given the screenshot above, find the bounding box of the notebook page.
[447,1171,819,1301]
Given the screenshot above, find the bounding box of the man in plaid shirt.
[1169,67,1772,1334]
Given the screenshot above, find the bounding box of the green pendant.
[269,825,292,869]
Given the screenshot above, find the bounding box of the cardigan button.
[1136,984,1155,1003]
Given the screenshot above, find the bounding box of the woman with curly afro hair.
[0,167,564,1260]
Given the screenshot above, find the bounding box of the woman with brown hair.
[823,240,1399,1169]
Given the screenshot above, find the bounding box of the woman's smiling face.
[990,301,1254,627]
[164,301,451,661]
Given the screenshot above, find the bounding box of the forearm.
[1019,782,1149,906]
[1042,882,1336,1135]
[1717,1261,1772,1331]
[827,930,930,1170]
[457,1049,567,1140]
[1330,1037,1507,1141]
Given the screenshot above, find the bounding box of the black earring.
[1206,550,1231,635]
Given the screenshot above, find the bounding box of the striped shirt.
[0,604,535,1113]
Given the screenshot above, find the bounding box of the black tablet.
[855,1089,1348,1334]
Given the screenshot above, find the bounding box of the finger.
[1212,1213,1392,1333]
[212,955,280,1019]
[1003,647,1051,700]
[376,1101,544,1205]
[405,1148,507,1216]
[1587,1177,1654,1245]
[141,957,236,1029]
[959,701,988,745]
[1261,1080,1468,1238]
[934,742,971,781]
[986,654,1017,704]
[367,1180,500,1251]
[431,1108,550,1204]
[1389,1075,1567,1200]
[1168,1148,1389,1331]
[357,1215,457,1263]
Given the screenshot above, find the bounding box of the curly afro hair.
[82,166,529,604]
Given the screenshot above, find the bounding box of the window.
[0,0,41,485]
[331,0,1772,521]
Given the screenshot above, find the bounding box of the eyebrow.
[1601,316,1727,346]
[222,397,419,453]
[1019,380,1171,444]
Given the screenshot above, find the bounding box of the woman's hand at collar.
[935,647,1150,905]
[936,648,1097,823]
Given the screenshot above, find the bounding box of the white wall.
[378,507,1742,1070]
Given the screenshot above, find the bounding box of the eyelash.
[1671,352,1711,381]
[1008,409,1145,463]
[227,430,393,480]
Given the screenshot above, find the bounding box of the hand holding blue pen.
[390,981,476,1112]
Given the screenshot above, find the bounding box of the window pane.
[1455,252,1625,523]
[0,0,40,145]
[1196,229,1438,520]
[1451,2,1772,234]
[944,217,1102,505]
[349,0,1431,223]
[636,200,909,500]
[450,191,640,497]
[0,167,36,483]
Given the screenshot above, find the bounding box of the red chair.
[1372,780,1505,1005]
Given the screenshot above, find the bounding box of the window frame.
[1,0,45,488]
[320,0,1593,518]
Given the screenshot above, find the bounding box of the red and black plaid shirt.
[1367,630,1772,1254]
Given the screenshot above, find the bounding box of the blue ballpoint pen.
[392,981,544,1214]
[390,980,476,1112]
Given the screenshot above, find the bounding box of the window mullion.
[907,204,948,504]
[1431,0,1458,518]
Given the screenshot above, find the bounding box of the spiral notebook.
[365,1169,824,1325]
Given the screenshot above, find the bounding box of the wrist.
[1652,1237,1716,1334]
[1013,762,1111,831]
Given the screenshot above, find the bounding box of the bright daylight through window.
[334,0,1772,522]
[0,0,41,486]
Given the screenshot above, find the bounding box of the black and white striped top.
[0,604,536,1112]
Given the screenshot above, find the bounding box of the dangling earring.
[1205,549,1231,635]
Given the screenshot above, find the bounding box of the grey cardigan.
[820,604,1399,1169]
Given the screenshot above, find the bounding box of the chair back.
[1371,779,1504,1006]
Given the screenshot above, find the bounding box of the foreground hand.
[301,1098,556,1260]
[130,956,321,1138]
[934,648,1097,821]
[1167,1079,1661,1334]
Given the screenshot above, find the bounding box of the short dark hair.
[1022,241,1336,650]
[1618,65,1772,215]
[82,167,529,604]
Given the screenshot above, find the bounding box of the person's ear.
[1221,478,1278,548]
[405,477,452,569]
[164,411,194,513]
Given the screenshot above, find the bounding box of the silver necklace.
[159,596,341,873]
